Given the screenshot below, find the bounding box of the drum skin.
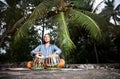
[45,56,60,66]
[57,59,65,68]
[27,61,33,69]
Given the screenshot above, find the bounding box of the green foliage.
[100,0,120,25]
[14,0,102,58]
[68,9,102,40]
[12,0,102,63]
[71,0,95,11]
[14,0,52,44]
[52,12,76,56]
[0,0,42,62]
[1,0,120,64]
[5,28,40,62]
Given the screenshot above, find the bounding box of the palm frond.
[68,9,102,40]
[71,0,95,11]
[72,10,111,43]
[115,4,120,11]
[10,17,26,33]
[52,12,75,55]
[81,10,109,31]
[93,0,105,13]
[14,0,56,44]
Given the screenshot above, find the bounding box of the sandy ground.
[0,69,120,79]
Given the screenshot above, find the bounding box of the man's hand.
[48,52,58,57]
[34,51,42,55]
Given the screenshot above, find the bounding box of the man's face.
[44,34,50,43]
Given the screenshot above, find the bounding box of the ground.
[0,69,120,79]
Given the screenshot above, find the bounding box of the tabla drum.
[32,55,44,69]
[44,55,60,69]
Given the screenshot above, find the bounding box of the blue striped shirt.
[31,44,61,58]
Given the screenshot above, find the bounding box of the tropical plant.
[0,0,42,62]
[0,0,24,51]
[14,0,102,57]
[100,0,120,25]
[71,0,95,11]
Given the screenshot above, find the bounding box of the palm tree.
[0,0,24,47]
[14,0,102,57]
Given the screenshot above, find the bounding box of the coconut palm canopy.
[14,0,102,55]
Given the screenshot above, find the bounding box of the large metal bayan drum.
[32,55,44,69]
[45,55,60,69]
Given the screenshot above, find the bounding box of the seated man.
[31,33,61,58]
[28,34,65,69]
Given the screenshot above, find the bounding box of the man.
[27,34,65,69]
[31,34,61,58]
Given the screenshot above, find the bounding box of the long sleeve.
[53,45,62,55]
[30,45,41,57]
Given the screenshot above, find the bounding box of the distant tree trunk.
[42,18,45,43]
[94,43,99,63]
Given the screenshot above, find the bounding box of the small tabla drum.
[32,55,44,69]
[44,55,60,69]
